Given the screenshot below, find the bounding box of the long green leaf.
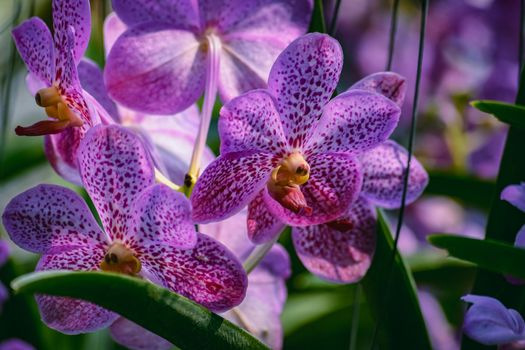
[11,270,269,350]
[471,100,525,128]
[429,234,525,279]
[308,0,326,33]
[361,211,432,349]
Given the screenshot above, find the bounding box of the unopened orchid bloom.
[462,295,525,346]
[191,34,402,247]
[2,125,247,339]
[291,72,428,283]
[12,0,112,185]
[105,0,313,185]
[200,210,291,349]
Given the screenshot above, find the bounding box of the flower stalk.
[243,237,278,274]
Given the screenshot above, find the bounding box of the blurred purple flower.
[462,295,525,346]
[2,125,247,341]
[200,209,291,349]
[0,240,9,313]
[290,72,428,283]
[191,34,402,246]
[419,290,459,350]
[0,339,35,350]
[501,183,525,285]
[105,0,313,114]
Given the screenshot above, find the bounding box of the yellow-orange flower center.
[100,242,141,276]
[267,153,312,214]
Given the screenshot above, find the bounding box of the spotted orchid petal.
[78,125,155,241]
[44,127,85,185]
[128,184,197,249]
[191,151,277,223]
[264,152,362,226]
[110,318,172,350]
[268,33,342,148]
[348,72,407,107]
[36,246,118,334]
[103,13,127,57]
[2,184,106,254]
[501,183,525,213]
[137,233,247,312]
[360,140,429,209]
[51,0,91,63]
[111,0,199,30]
[462,295,525,345]
[247,191,286,244]
[292,197,376,283]
[305,90,401,155]
[105,23,206,114]
[12,17,55,87]
[78,59,119,120]
[219,89,287,154]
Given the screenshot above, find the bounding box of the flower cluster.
[1,0,432,348]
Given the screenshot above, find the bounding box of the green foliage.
[360,211,432,349]
[471,100,525,128]
[429,234,525,279]
[308,0,326,33]
[11,270,269,350]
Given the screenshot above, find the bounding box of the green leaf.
[308,0,326,33]
[429,234,525,279]
[360,211,432,349]
[426,171,496,210]
[11,270,269,350]
[471,100,525,128]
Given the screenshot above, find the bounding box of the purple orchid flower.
[462,295,525,346]
[0,339,35,350]
[200,209,291,349]
[104,0,313,114]
[12,0,113,185]
[291,72,428,283]
[2,125,247,339]
[191,34,402,245]
[501,183,525,285]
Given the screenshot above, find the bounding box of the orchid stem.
[184,33,222,195]
[243,238,277,274]
[154,168,181,191]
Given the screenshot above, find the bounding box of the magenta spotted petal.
[36,246,118,334]
[107,0,312,114]
[51,0,91,62]
[263,153,363,226]
[129,184,197,249]
[462,295,525,345]
[2,184,106,254]
[305,90,400,155]
[348,72,407,107]
[138,233,247,312]
[191,151,277,223]
[247,191,286,244]
[219,89,287,154]
[44,125,85,185]
[110,318,172,350]
[360,140,429,209]
[292,197,376,283]
[268,33,343,148]
[78,125,155,241]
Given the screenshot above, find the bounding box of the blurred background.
[0,0,517,349]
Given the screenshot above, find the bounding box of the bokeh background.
[0,0,517,349]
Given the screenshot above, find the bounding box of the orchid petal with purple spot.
[348,72,407,107]
[360,140,429,209]
[219,89,287,154]
[44,127,85,186]
[268,33,342,148]
[191,151,277,223]
[52,0,91,62]
[264,152,363,226]
[110,318,172,350]
[105,24,206,114]
[78,125,155,241]
[137,233,247,312]
[305,90,400,155]
[12,17,54,86]
[292,197,376,283]
[2,184,106,254]
[128,184,197,249]
[247,191,286,244]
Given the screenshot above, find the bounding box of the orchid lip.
[100,242,141,275]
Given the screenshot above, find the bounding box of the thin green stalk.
[328,0,342,36]
[386,0,400,71]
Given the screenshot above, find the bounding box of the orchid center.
[100,242,141,275]
[15,86,83,136]
[267,152,312,214]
